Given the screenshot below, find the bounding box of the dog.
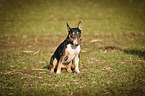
[49,21,82,74]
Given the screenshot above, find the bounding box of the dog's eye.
[72,32,75,37]
[78,34,80,37]
[78,34,81,37]
[77,32,81,37]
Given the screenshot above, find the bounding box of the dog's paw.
[56,70,61,74]
[67,69,73,73]
[50,70,54,73]
[75,69,80,74]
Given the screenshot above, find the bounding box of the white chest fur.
[63,44,80,64]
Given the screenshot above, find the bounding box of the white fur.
[63,44,80,64]
[56,70,61,74]
[75,54,80,73]
[62,44,81,73]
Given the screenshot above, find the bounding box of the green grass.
[0,0,145,95]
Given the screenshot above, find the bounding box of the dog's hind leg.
[50,57,57,73]
[56,61,62,74]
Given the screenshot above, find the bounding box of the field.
[0,0,145,95]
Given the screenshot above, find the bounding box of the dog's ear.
[66,22,71,32]
[77,21,82,30]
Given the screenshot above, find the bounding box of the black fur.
[49,21,82,73]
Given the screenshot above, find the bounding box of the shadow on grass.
[99,46,145,60]
[123,49,145,60]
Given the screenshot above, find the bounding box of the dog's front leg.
[75,54,80,73]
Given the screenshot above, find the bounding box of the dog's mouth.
[74,43,79,46]
[73,38,80,46]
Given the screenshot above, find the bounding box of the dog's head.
[67,21,82,46]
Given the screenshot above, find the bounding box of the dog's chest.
[67,44,80,55]
[63,44,80,63]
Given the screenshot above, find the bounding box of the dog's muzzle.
[73,37,79,46]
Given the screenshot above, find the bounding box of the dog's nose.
[75,44,79,46]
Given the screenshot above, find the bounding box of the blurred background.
[0,0,144,36]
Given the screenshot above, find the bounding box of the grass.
[0,0,145,95]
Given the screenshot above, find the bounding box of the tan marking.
[67,61,73,73]
[64,56,68,61]
[51,58,57,73]
[65,48,69,56]
[77,32,82,41]
[62,48,70,64]
[69,35,74,42]
[77,34,82,44]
